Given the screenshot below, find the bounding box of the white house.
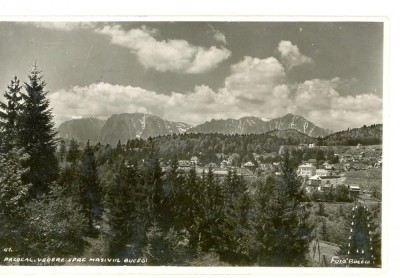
[178,160,192,169]
[316,169,329,176]
[298,163,316,178]
[190,156,199,166]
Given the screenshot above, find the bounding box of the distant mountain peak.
[99,113,192,145]
[187,113,331,137]
[57,117,106,142]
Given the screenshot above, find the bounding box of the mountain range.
[57,113,332,145]
[58,113,192,146]
[187,113,330,137]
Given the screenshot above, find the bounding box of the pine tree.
[58,161,82,198]
[318,203,326,216]
[143,146,164,226]
[337,203,381,267]
[218,169,252,265]
[115,139,122,156]
[255,151,314,266]
[106,160,147,258]
[251,175,276,265]
[0,147,31,256]
[66,138,81,163]
[18,64,58,196]
[321,218,329,241]
[58,139,66,162]
[80,140,102,234]
[163,157,185,229]
[276,151,314,265]
[0,76,22,152]
[198,168,224,253]
[180,166,200,250]
[144,221,176,265]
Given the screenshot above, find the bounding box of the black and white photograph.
[0,18,385,271]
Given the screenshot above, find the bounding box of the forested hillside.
[319,124,382,146]
[121,130,315,164]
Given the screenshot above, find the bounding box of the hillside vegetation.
[319,124,382,146]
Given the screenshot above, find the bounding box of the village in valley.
[159,142,382,203]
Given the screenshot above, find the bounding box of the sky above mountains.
[0,21,383,131]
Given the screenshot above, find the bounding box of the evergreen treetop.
[0,76,23,151]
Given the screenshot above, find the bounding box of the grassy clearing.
[343,168,382,196]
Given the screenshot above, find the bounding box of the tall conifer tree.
[80,140,102,234]
[252,152,314,266]
[18,64,58,196]
[337,203,381,267]
[66,138,81,163]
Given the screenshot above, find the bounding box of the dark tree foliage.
[336,203,381,267]
[80,140,103,234]
[0,147,31,257]
[334,185,351,202]
[251,175,276,265]
[66,138,81,163]
[320,124,382,146]
[58,161,82,198]
[115,139,122,156]
[182,167,200,249]
[162,157,185,229]
[143,145,164,225]
[254,152,314,266]
[106,160,148,258]
[58,139,67,162]
[219,169,252,265]
[25,183,88,259]
[318,203,326,216]
[321,218,329,241]
[124,131,314,163]
[18,64,59,196]
[144,222,175,265]
[197,168,225,254]
[0,76,22,152]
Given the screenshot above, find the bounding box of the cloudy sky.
[0,21,383,131]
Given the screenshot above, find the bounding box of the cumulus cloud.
[208,24,227,44]
[292,78,382,130]
[224,56,287,102]
[26,22,96,31]
[277,40,313,70]
[49,53,382,131]
[96,25,231,74]
[49,82,237,126]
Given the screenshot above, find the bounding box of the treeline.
[318,124,382,146]
[104,123,382,167]
[106,134,339,169]
[119,131,314,165]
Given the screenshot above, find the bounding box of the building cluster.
[297,162,350,192]
[156,143,381,199]
[170,156,255,177]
